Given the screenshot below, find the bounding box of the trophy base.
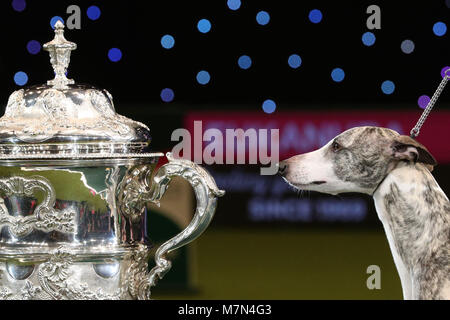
[0,244,152,300]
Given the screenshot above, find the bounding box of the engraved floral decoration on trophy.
[0,247,123,300]
[125,245,152,300]
[0,245,156,300]
[0,176,76,237]
[36,247,122,300]
[118,165,154,222]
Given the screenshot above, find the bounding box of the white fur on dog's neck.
[373,162,450,299]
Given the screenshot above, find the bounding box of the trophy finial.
[43,20,77,89]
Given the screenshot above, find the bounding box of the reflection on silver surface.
[0,153,224,299]
[0,175,76,237]
[0,22,224,300]
[93,261,120,279]
[0,161,158,246]
[6,262,34,280]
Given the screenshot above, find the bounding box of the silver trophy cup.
[0,21,224,300]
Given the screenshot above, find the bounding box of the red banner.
[184,110,450,163]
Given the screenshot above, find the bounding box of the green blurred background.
[152,227,403,300]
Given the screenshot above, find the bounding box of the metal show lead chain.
[410,69,450,138]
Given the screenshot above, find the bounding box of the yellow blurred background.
[149,177,403,300]
[153,228,403,300]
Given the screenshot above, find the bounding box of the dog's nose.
[278,161,287,176]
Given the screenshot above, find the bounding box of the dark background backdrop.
[1,0,449,150]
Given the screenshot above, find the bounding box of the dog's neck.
[372,161,450,299]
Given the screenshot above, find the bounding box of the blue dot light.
[161,88,175,102]
[87,5,101,21]
[262,99,276,114]
[50,16,64,29]
[14,71,28,86]
[256,11,270,25]
[26,40,41,55]
[362,32,376,46]
[196,71,211,85]
[433,22,447,37]
[401,39,415,54]
[161,35,175,49]
[381,80,395,95]
[108,48,122,62]
[12,0,26,12]
[308,9,323,23]
[288,54,302,69]
[238,55,252,69]
[197,19,211,33]
[227,0,241,10]
[331,68,345,82]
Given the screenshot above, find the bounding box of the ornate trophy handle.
[142,152,224,299]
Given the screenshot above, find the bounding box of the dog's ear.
[392,135,437,171]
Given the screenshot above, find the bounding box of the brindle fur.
[280,126,450,300]
[377,164,450,299]
[330,127,398,189]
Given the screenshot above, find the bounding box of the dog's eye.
[332,141,341,152]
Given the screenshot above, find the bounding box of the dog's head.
[279,126,437,195]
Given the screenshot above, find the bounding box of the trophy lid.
[0,21,154,159]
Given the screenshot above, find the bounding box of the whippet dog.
[279,126,450,300]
